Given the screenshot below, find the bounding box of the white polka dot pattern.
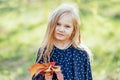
[50,45,92,80]
[36,45,92,80]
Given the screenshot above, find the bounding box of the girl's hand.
[55,71,64,80]
[45,72,53,80]
[45,75,52,80]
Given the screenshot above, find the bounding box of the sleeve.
[32,48,45,80]
[35,48,43,63]
[72,50,92,80]
[83,51,93,80]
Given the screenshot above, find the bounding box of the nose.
[59,26,64,32]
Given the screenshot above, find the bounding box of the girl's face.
[54,14,74,42]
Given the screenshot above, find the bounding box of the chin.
[56,38,65,41]
[55,37,65,41]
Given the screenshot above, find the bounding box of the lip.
[56,33,64,36]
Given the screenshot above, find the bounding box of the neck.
[54,40,72,49]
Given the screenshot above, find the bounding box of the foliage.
[0,0,120,80]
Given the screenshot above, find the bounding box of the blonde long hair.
[36,4,93,63]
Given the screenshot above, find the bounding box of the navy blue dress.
[35,45,92,80]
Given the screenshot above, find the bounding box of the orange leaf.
[29,63,49,77]
[52,66,61,72]
[50,62,55,66]
[34,68,45,77]
[29,62,55,77]
[28,62,58,78]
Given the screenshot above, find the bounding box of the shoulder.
[72,46,89,59]
[73,46,87,55]
[72,44,92,62]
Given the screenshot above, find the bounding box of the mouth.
[57,33,64,36]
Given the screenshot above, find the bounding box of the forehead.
[59,12,73,19]
[58,13,73,25]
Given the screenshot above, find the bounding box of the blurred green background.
[0,0,120,80]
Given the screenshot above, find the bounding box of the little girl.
[33,4,92,80]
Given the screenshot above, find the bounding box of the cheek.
[67,29,73,36]
[54,27,58,32]
[69,28,74,34]
[54,27,57,33]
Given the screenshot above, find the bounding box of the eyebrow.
[57,21,72,27]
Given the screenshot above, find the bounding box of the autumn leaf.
[50,62,55,66]
[29,63,50,77]
[52,66,61,72]
[28,61,63,79]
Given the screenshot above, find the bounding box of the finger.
[45,76,52,80]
